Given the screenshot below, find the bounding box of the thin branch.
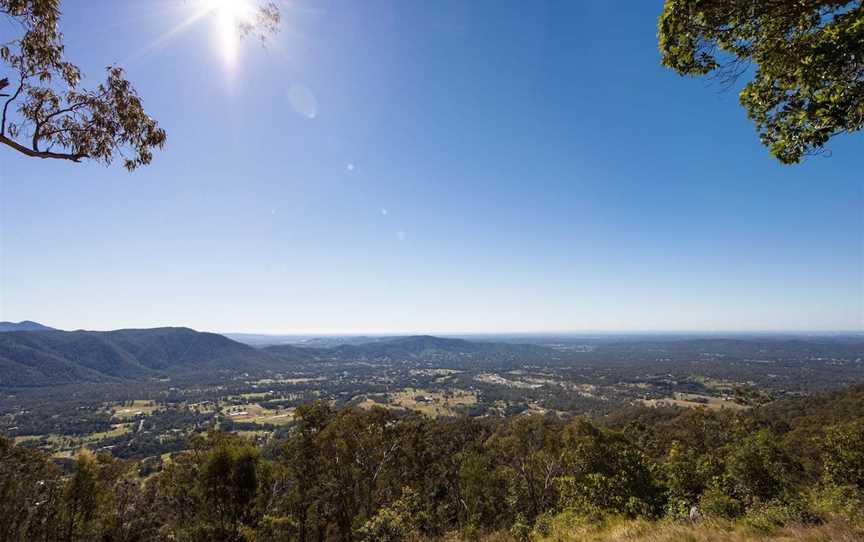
[38,124,91,139]
[32,100,89,150]
[1,74,23,136]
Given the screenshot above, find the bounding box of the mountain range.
[0,325,551,387]
[0,327,282,387]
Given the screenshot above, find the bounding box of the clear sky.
[1,0,861,334]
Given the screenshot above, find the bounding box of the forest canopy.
[2,386,863,542]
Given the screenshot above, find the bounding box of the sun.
[204,0,256,67]
[141,0,276,71]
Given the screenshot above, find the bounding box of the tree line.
[1,387,863,542]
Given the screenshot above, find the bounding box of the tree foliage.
[0,0,166,169]
[659,0,864,163]
[822,421,864,489]
[0,0,279,170]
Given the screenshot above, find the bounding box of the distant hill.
[226,333,401,348]
[260,343,318,360]
[265,334,552,361]
[331,335,486,357]
[0,320,55,332]
[0,327,283,387]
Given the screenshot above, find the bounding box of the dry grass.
[109,399,161,419]
[84,423,132,441]
[14,425,131,454]
[223,403,295,425]
[432,516,863,542]
[640,393,748,411]
[388,388,477,417]
[357,388,478,418]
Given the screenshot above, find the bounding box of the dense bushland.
[1,387,863,542]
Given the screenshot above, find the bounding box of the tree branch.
[1,76,23,136]
[0,133,86,161]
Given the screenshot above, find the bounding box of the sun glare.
[205,0,255,67]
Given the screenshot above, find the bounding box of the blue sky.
[1,0,861,333]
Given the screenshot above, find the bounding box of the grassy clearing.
[355,388,478,417]
[641,392,748,411]
[224,403,294,425]
[14,434,45,444]
[14,423,132,456]
[390,388,477,417]
[83,423,131,442]
[109,399,161,419]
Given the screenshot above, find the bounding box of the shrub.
[358,487,423,542]
[699,486,744,519]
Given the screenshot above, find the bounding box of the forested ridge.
[2,386,863,542]
[0,330,554,387]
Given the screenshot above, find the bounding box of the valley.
[1,328,861,463]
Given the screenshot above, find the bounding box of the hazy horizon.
[3,318,862,337]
